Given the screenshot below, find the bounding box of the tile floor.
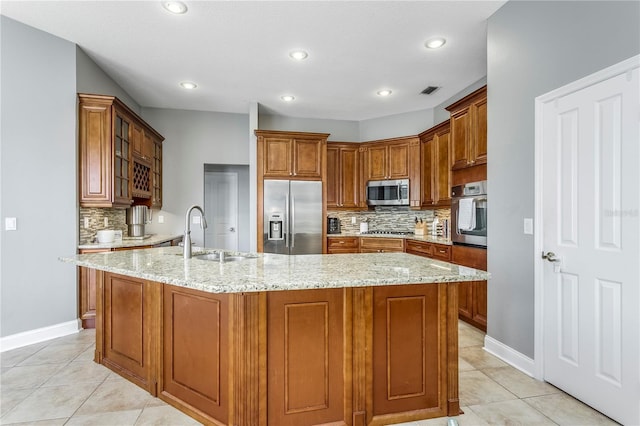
[0,322,618,425]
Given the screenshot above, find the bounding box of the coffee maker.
[327,217,341,234]
[126,205,149,237]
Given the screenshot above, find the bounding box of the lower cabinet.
[99,272,158,394]
[161,285,230,423]
[359,237,405,253]
[327,236,360,254]
[78,249,110,329]
[451,245,487,331]
[405,240,452,262]
[95,272,460,425]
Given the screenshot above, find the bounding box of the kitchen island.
[61,247,489,426]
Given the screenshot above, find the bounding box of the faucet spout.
[183,205,207,259]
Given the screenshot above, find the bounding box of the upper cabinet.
[420,121,452,208]
[256,130,328,180]
[362,137,418,181]
[327,142,359,209]
[78,94,164,209]
[446,86,487,170]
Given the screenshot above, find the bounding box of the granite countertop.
[78,234,183,250]
[60,246,489,294]
[330,232,453,246]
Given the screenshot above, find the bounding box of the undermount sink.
[193,253,248,262]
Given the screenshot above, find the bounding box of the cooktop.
[360,230,415,235]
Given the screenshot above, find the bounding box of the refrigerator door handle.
[291,194,296,248]
[285,194,290,248]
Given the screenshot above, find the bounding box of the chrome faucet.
[183,205,207,259]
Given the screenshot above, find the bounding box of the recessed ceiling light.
[162,1,188,14]
[289,50,308,61]
[281,95,295,102]
[179,81,197,89]
[377,89,392,97]
[425,37,446,49]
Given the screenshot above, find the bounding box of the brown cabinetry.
[256,130,327,180]
[420,121,452,208]
[451,245,487,331]
[327,236,360,254]
[326,142,359,208]
[100,272,158,394]
[78,94,164,208]
[360,237,404,253]
[405,240,451,262]
[446,86,487,171]
[363,137,418,181]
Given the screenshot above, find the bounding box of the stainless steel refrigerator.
[263,180,322,255]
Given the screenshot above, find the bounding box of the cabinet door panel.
[372,284,446,417]
[472,280,487,328]
[340,147,359,207]
[162,285,229,423]
[367,145,388,180]
[263,138,292,177]
[458,281,473,320]
[473,99,488,165]
[326,146,339,208]
[421,137,435,206]
[293,139,322,178]
[267,288,347,426]
[79,103,112,204]
[450,109,470,170]
[388,143,409,178]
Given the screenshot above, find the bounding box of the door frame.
[533,54,640,380]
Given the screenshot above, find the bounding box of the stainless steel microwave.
[366,179,409,206]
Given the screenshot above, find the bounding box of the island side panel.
[367,283,449,426]
[160,284,230,425]
[267,288,352,426]
[100,272,159,395]
[447,282,461,416]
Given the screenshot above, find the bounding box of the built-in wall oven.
[451,180,487,247]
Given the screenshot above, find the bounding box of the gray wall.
[258,114,360,142]
[359,108,434,141]
[486,1,640,358]
[0,17,77,336]
[142,108,250,246]
[76,46,141,115]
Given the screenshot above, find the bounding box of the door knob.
[229,227,236,232]
[542,251,560,262]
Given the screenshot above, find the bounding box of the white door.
[538,57,639,426]
[204,171,239,250]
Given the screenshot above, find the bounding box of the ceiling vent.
[420,86,440,95]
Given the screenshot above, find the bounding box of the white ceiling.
[1,1,506,121]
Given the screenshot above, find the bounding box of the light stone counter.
[61,246,489,294]
[331,231,453,245]
[78,234,183,251]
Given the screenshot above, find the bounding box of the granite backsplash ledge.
[327,207,451,236]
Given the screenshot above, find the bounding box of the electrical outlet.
[351,216,357,224]
[158,215,164,224]
[104,217,109,227]
[84,217,90,228]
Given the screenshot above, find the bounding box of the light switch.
[351,216,357,224]
[104,217,109,227]
[524,218,533,235]
[5,217,17,231]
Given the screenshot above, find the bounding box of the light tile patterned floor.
[0,322,618,425]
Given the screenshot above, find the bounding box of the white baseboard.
[484,334,536,378]
[0,319,81,352]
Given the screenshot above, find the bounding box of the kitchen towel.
[457,198,476,231]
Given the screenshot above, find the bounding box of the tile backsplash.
[79,208,127,244]
[327,207,451,237]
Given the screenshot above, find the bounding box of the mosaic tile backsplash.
[79,208,128,244]
[327,207,451,238]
